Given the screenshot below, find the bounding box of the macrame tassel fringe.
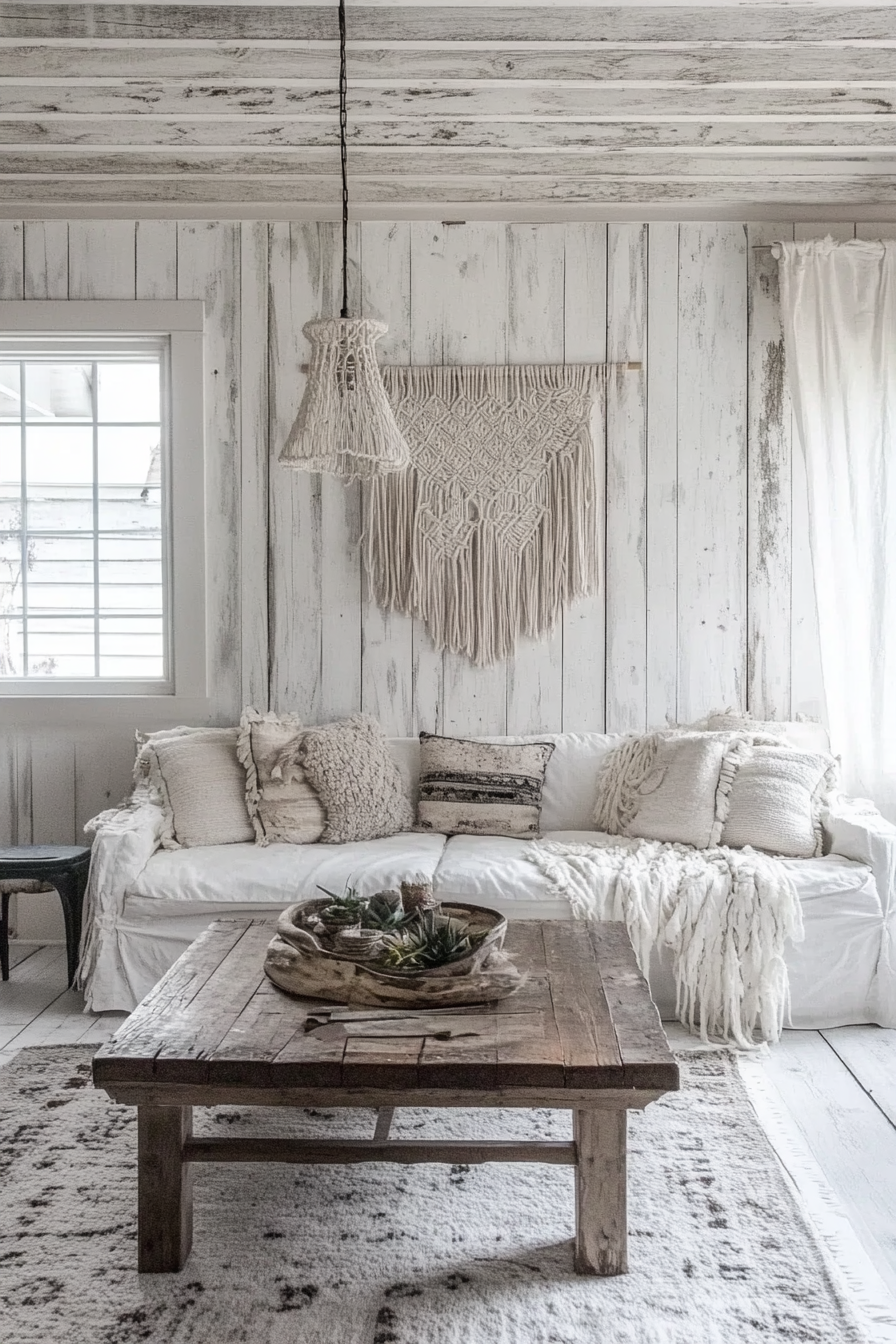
[593,732,663,834]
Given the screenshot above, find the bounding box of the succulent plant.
[379,911,483,972]
[362,889,415,932]
[316,885,368,927]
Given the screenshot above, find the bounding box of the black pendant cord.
[339,0,349,319]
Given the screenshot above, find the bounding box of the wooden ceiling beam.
[2,150,895,176]
[1,117,892,150]
[2,82,895,118]
[3,173,896,204]
[1,5,894,45]
[1,44,895,82]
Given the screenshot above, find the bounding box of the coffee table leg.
[137,1105,194,1273]
[574,1108,628,1275]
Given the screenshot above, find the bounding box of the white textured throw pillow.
[695,709,831,755]
[133,724,200,783]
[721,745,838,858]
[147,727,255,849]
[237,709,326,846]
[626,733,747,848]
[594,731,748,849]
[299,714,413,844]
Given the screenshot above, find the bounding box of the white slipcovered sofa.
[79,731,896,1028]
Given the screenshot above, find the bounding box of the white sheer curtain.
[776,238,896,817]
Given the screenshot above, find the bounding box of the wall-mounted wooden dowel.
[298,360,643,373]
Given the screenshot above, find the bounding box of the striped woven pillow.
[416,732,555,839]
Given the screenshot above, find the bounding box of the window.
[0,301,205,706]
[0,341,168,688]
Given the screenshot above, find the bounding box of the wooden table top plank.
[93,921,257,1085]
[170,923,349,1089]
[124,922,276,1085]
[541,924,621,1069]
[176,925,349,1088]
[489,926,565,1087]
[153,920,276,1056]
[342,1036,424,1090]
[203,978,315,1087]
[491,1009,559,1088]
[586,922,677,1065]
[97,916,676,1097]
[498,919,546,979]
[419,1011,498,1090]
[586,923,679,1091]
[541,923,625,1088]
[268,1003,349,1089]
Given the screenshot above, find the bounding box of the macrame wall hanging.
[365,363,607,666]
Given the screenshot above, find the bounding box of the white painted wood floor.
[3,943,896,1313]
[0,943,127,1064]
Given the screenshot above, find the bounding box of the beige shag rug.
[0,1046,876,1343]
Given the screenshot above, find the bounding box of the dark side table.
[0,845,92,988]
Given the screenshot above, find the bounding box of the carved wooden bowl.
[264,897,521,1007]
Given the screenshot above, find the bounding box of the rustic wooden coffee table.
[93,918,678,1277]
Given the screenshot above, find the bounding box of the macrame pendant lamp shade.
[280,317,409,478]
[278,0,409,481]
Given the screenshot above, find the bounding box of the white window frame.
[0,300,207,726]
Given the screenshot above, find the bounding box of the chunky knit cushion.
[237,709,326,846]
[416,732,555,839]
[721,745,839,858]
[146,727,254,849]
[299,714,413,844]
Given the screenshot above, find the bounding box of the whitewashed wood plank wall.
[0,215,869,937]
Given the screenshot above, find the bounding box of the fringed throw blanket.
[367,364,605,665]
[527,837,804,1047]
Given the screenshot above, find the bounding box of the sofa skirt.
[106,856,889,1030]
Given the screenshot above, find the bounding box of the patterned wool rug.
[0,1046,868,1344]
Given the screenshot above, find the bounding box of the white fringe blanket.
[527,836,804,1047]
